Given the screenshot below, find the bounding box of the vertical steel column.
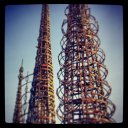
[57,4,116,124]
[13,59,24,123]
[27,4,56,124]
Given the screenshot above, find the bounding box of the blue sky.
[5,4,123,124]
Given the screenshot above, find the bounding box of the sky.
[5,4,123,124]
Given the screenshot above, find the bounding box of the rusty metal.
[21,72,31,123]
[13,59,24,123]
[26,4,56,124]
[56,4,116,124]
[13,61,33,123]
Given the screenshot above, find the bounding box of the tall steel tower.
[57,4,116,124]
[26,4,56,124]
[13,60,24,123]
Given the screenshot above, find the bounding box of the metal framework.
[57,4,116,124]
[13,60,24,123]
[26,4,56,124]
[13,60,33,123]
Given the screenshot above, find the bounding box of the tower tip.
[19,59,24,73]
[21,59,23,67]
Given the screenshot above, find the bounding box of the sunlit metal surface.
[57,4,116,124]
[26,4,56,124]
[13,4,56,124]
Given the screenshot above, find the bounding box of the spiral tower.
[26,4,56,124]
[57,4,116,124]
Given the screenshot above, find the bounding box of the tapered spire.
[26,4,56,124]
[13,59,24,123]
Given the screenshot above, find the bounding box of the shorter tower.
[13,60,24,123]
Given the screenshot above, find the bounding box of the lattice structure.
[57,4,116,124]
[13,60,24,123]
[13,60,33,123]
[26,4,56,124]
